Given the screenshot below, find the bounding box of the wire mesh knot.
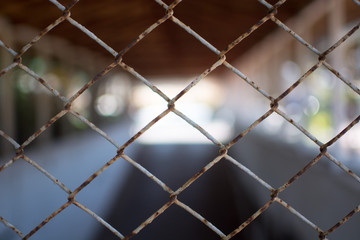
[320,145,328,154]
[219,147,228,156]
[62,9,71,18]
[268,6,278,16]
[13,55,22,64]
[167,101,175,110]
[318,53,327,62]
[270,97,279,110]
[169,194,178,204]
[270,189,279,199]
[15,147,24,157]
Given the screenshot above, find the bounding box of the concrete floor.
[1,120,358,240]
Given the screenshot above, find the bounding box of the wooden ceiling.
[0,0,340,76]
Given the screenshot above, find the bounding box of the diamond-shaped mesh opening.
[279,64,360,146]
[180,159,257,233]
[75,155,130,211]
[97,158,170,234]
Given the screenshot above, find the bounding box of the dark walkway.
[95,144,257,240]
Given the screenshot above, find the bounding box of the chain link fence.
[1,0,360,239]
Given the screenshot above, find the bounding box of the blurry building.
[1,0,319,153]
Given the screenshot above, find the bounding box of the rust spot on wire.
[270,97,279,110]
[268,6,278,16]
[324,114,360,148]
[17,11,70,58]
[15,147,24,156]
[23,201,72,240]
[0,216,24,238]
[67,61,119,104]
[168,0,182,9]
[167,101,175,110]
[323,61,360,95]
[270,189,279,199]
[124,231,136,239]
[117,11,173,59]
[324,205,360,236]
[218,146,228,155]
[169,194,178,203]
[172,56,225,103]
[21,110,68,149]
[321,22,360,58]
[227,109,274,148]
[17,64,67,102]
[275,197,325,235]
[0,39,17,56]
[318,232,327,240]
[0,69,9,77]
[14,55,22,64]
[118,108,171,154]
[276,61,323,102]
[320,145,327,154]
[227,199,275,239]
[278,153,323,193]
[0,155,22,173]
[69,153,123,200]
[221,14,272,55]
[124,200,175,240]
[174,154,224,196]
[65,0,79,10]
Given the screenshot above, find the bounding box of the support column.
[0,18,16,154]
[328,0,346,133]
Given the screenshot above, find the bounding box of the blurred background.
[0,0,360,239]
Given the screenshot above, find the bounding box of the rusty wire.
[0,0,360,239]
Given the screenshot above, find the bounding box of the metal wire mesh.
[0,0,359,239]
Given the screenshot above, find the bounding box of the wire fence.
[0,0,360,239]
